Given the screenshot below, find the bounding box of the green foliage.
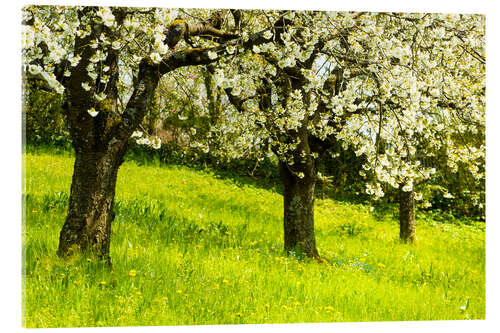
[125,140,280,186]
[23,152,485,327]
[320,142,369,202]
[23,79,70,147]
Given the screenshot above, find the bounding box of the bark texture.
[280,161,319,258]
[57,143,127,262]
[399,189,417,243]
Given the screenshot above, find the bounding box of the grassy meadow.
[22,150,485,327]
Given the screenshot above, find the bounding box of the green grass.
[22,151,485,327]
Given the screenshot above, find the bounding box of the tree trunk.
[57,142,127,263]
[399,188,417,243]
[279,161,319,258]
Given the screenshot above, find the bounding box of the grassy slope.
[23,152,485,327]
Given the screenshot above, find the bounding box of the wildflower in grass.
[236,312,243,317]
[293,301,301,306]
[325,306,334,312]
[264,303,270,310]
[99,281,107,286]
[377,263,386,269]
[281,305,291,310]
[176,289,183,294]
[161,296,168,301]
[128,270,137,277]
[135,291,142,296]
[222,279,229,284]
[213,283,220,290]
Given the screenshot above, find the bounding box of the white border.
[4,1,499,332]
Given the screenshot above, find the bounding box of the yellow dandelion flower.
[135,291,142,296]
[176,289,183,294]
[99,281,107,286]
[222,279,229,284]
[325,306,334,312]
[161,296,168,301]
[236,312,243,317]
[128,270,137,277]
[264,303,270,309]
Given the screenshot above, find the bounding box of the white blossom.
[207,50,218,60]
[150,52,162,64]
[87,108,99,117]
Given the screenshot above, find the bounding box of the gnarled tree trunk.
[57,141,127,263]
[279,161,319,258]
[399,188,417,243]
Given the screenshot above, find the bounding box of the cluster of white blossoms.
[22,6,179,102]
[132,130,162,149]
[200,10,484,205]
[23,7,484,208]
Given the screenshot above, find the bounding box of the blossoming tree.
[171,10,485,254]
[22,6,249,263]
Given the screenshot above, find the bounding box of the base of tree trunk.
[399,189,417,243]
[280,162,319,258]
